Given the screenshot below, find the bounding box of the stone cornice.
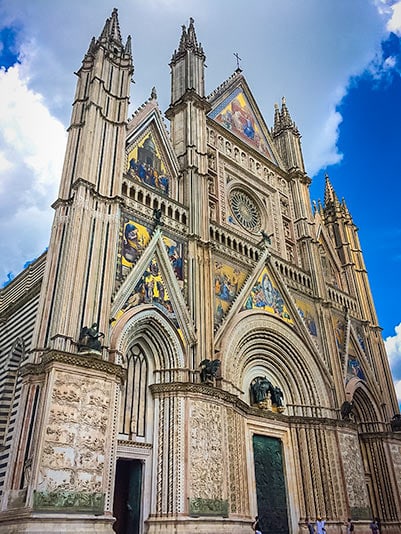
[149,382,360,430]
[166,90,212,118]
[21,350,126,382]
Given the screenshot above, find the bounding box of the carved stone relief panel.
[389,442,401,503]
[338,432,370,512]
[189,400,225,500]
[227,409,248,514]
[38,371,112,495]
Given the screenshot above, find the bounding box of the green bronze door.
[253,435,289,534]
[113,459,143,534]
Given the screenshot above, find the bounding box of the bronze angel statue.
[199,359,221,384]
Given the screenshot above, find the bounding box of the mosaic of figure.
[127,134,169,194]
[296,300,318,337]
[214,262,247,324]
[209,88,275,161]
[119,258,178,327]
[334,317,346,352]
[347,357,365,381]
[244,270,292,324]
[121,220,150,269]
[356,325,366,352]
[164,237,184,285]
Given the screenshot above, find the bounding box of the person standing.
[346,518,354,533]
[316,517,326,534]
[252,515,262,534]
[369,518,379,533]
[306,517,315,533]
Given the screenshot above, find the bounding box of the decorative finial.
[151,86,157,100]
[234,51,242,71]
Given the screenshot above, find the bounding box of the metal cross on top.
[233,52,242,70]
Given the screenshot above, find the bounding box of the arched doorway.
[110,307,186,533]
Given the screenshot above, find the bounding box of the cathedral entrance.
[253,435,289,534]
[113,459,143,534]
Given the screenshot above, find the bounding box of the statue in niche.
[251,377,285,412]
[271,386,284,408]
[78,323,104,353]
[251,376,272,404]
[199,359,221,384]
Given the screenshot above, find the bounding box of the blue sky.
[0,0,400,398]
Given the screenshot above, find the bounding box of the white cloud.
[385,323,401,404]
[0,61,66,282]
[0,0,397,284]
[387,1,401,34]
[305,108,344,177]
[385,323,401,367]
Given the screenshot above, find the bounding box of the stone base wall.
[0,513,114,533]
[146,517,253,534]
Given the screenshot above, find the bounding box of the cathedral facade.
[0,10,400,534]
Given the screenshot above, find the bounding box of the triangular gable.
[126,98,179,197]
[112,229,195,346]
[242,266,293,324]
[214,251,327,369]
[208,78,278,164]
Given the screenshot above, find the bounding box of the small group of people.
[306,517,327,534]
[305,516,381,533]
[252,513,381,533]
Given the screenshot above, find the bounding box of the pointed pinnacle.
[324,173,339,206]
[110,8,122,45]
[273,102,281,132]
[124,35,132,56]
[178,24,188,53]
[86,36,97,57]
[187,17,199,48]
[280,96,293,126]
[99,17,111,42]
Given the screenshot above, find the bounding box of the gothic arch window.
[119,343,149,439]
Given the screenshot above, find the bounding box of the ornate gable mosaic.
[208,87,276,162]
[127,133,170,194]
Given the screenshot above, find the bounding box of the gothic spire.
[95,8,132,58]
[280,96,293,127]
[324,173,340,207]
[272,96,300,137]
[171,17,205,64]
[109,8,122,45]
